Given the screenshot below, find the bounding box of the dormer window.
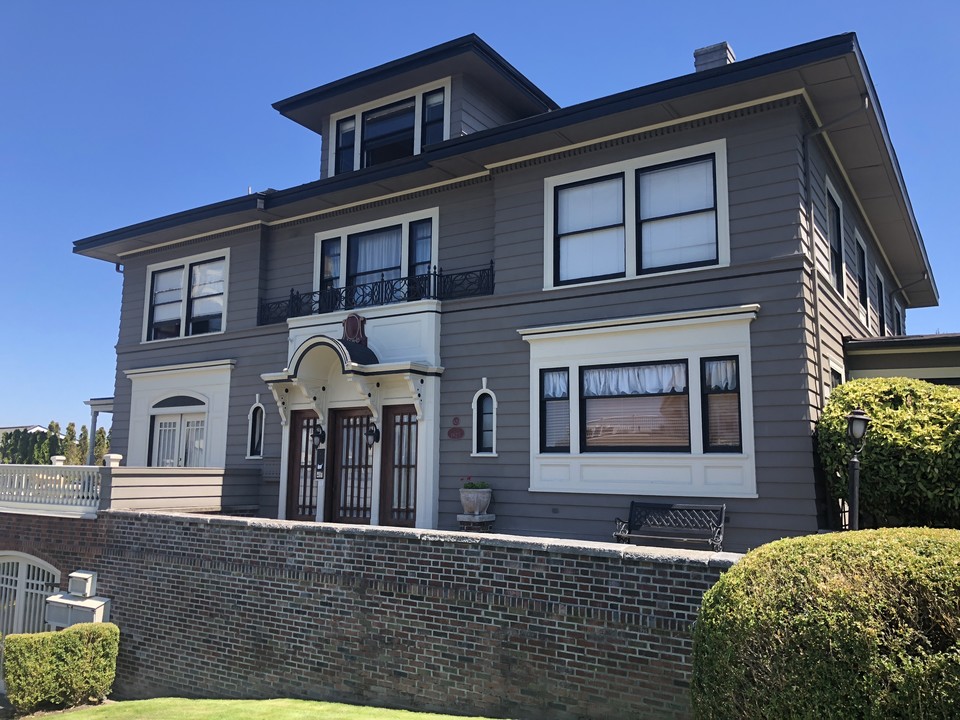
[330,81,449,176]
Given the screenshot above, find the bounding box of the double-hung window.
[330,82,448,176]
[540,369,570,453]
[546,140,728,288]
[637,156,717,272]
[146,252,227,341]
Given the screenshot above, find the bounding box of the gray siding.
[450,74,527,136]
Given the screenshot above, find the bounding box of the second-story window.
[827,190,844,296]
[347,225,403,286]
[856,239,868,319]
[876,274,886,335]
[320,238,341,291]
[330,82,448,176]
[146,252,227,341]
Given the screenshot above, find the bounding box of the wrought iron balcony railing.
[258,262,494,325]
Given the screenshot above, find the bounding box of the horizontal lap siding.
[439,104,814,551]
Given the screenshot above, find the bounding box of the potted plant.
[459,477,492,515]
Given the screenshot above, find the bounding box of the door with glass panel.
[151,413,206,467]
[379,405,418,527]
[286,410,322,521]
[326,409,375,524]
[0,555,60,692]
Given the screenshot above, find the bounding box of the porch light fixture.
[365,424,381,447]
[844,408,871,531]
[311,425,326,447]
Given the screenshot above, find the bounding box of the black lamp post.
[845,408,871,530]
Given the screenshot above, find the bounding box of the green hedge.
[691,529,960,719]
[816,377,960,527]
[3,622,119,715]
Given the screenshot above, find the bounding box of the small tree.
[816,377,960,528]
[63,422,82,465]
[93,426,110,466]
[78,425,90,465]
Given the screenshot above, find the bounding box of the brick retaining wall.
[0,511,740,719]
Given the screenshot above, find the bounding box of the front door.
[286,410,322,521]
[327,409,375,523]
[380,405,418,527]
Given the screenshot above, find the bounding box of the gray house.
[73,33,937,551]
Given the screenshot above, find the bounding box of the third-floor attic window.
[331,83,448,176]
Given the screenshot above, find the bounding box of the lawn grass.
[45,697,499,719]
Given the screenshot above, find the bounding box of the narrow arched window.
[247,402,265,459]
[471,380,497,456]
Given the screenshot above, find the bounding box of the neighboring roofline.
[845,334,960,354]
[272,33,559,117]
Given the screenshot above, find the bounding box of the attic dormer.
[272,34,557,179]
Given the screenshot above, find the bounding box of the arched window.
[247,396,265,459]
[471,379,497,457]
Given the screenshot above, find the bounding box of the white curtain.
[583,363,686,397]
[543,370,568,398]
[557,176,625,282]
[638,159,713,219]
[350,226,401,281]
[704,359,738,391]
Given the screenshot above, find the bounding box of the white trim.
[854,230,868,325]
[825,356,846,401]
[126,360,233,467]
[328,78,452,177]
[245,394,265,460]
[894,299,905,335]
[523,306,758,497]
[543,139,729,290]
[141,247,230,344]
[312,208,440,293]
[824,175,845,300]
[470,378,498,457]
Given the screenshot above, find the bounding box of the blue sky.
[1,0,957,428]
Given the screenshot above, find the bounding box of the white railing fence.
[0,465,101,517]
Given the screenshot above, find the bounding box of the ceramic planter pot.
[459,487,492,515]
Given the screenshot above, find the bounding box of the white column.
[86,410,100,466]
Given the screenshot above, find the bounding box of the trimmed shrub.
[3,622,119,715]
[816,377,960,527]
[691,529,960,719]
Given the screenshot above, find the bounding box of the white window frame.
[543,139,730,290]
[825,357,846,401]
[328,78,452,177]
[854,231,868,324]
[519,304,758,498]
[470,378,498,457]
[125,359,234,467]
[142,248,230,343]
[246,394,265,460]
[312,208,439,292]
[894,299,905,335]
[824,176,845,299]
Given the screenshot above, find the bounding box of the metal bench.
[613,501,726,552]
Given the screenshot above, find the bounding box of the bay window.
[545,140,728,288]
[146,251,227,342]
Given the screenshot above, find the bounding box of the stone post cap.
[102,453,123,468]
[51,455,66,466]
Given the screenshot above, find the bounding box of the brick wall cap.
[103,509,743,568]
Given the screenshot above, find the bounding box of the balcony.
[258,263,494,325]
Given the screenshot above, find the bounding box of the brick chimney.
[694,42,736,72]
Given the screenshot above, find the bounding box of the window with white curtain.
[540,368,570,452]
[555,175,625,284]
[546,141,728,288]
[701,357,741,452]
[580,361,690,451]
[348,225,403,286]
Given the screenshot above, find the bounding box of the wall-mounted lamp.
[365,424,381,447]
[311,425,326,448]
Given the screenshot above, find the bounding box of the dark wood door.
[380,405,418,527]
[326,408,374,524]
[286,410,321,521]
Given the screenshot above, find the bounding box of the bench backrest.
[627,501,725,546]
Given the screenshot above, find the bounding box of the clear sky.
[1,0,957,428]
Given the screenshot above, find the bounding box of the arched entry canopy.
[261,334,443,428]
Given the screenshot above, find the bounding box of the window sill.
[543,260,726,292]
[141,329,226,346]
[470,452,498,458]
